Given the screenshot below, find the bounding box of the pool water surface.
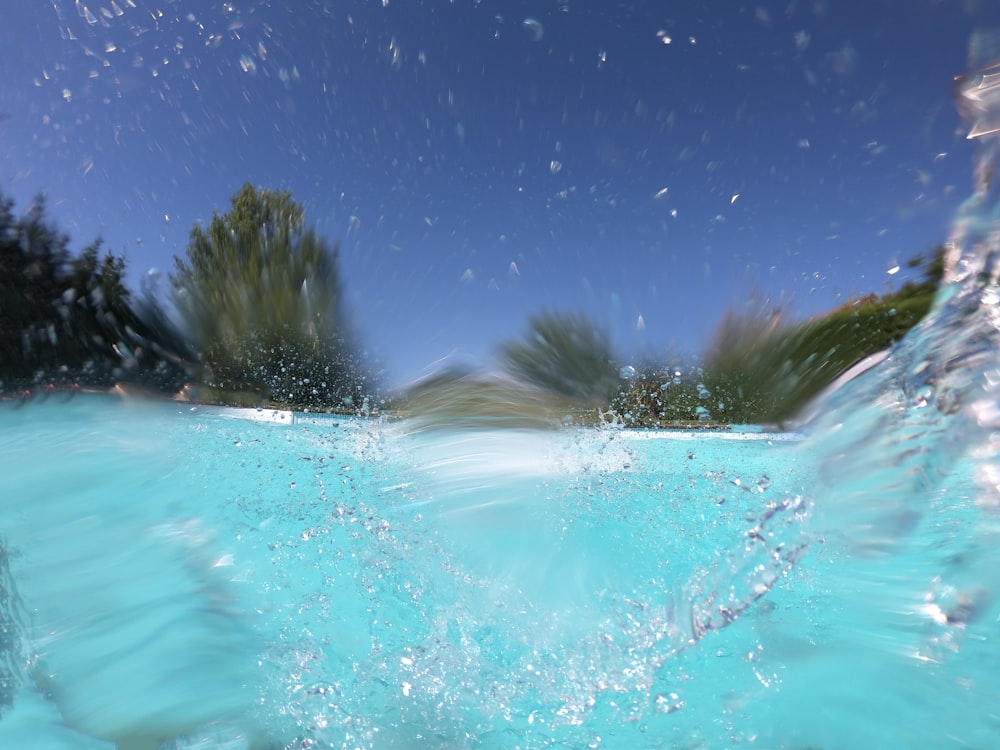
[2,395,998,749]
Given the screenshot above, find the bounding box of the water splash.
[807,32,1000,533]
[743,32,1000,748]
[336,71,1000,732]
[0,539,26,717]
[7,28,1000,750]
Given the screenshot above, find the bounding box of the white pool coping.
[195,404,804,440]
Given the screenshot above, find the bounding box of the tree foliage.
[609,249,944,427]
[172,183,367,409]
[498,311,620,407]
[0,191,187,393]
[699,266,938,424]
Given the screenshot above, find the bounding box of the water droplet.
[914,385,935,408]
[522,17,543,42]
[549,160,562,175]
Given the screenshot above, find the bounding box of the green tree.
[172,183,366,409]
[0,191,188,393]
[701,286,936,425]
[887,245,947,303]
[498,311,620,407]
[0,194,69,384]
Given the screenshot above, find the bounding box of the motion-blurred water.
[1,401,811,748]
[3,33,1000,750]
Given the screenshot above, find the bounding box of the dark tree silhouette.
[0,191,189,393]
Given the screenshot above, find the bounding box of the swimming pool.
[1,390,998,749]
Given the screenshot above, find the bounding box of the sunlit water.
[0,391,997,750]
[5,37,1000,750]
[0,400,807,749]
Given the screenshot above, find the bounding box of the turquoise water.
[6,23,1000,750]
[1,390,999,749]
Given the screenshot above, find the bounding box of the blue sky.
[3,1,1000,385]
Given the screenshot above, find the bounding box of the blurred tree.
[701,281,937,425]
[0,191,188,392]
[891,245,947,301]
[0,196,68,384]
[57,243,130,379]
[172,183,367,409]
[498,311,619,407]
